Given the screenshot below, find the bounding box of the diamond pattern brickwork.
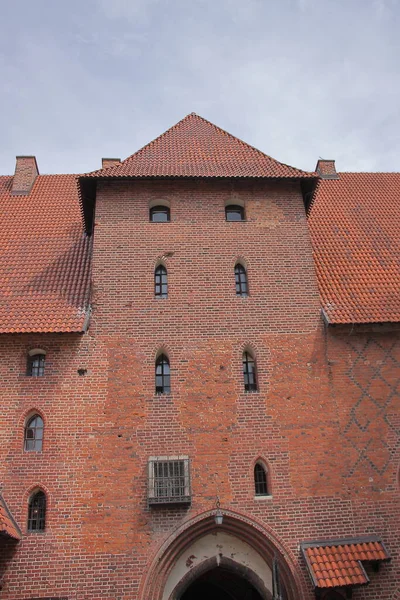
[342,337,400,477]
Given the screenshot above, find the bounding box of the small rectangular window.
[148,457,191,505]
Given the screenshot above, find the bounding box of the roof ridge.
[95,112,312,176]
[182,113,312,176]
[339,171,400,175]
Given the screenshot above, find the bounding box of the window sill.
[254,495,273,501]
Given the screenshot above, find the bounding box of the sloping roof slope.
[308,172,400,324]
[84,113,314,179]
[0,175,91,333]
[0,494,21,540]
[301,537,390,589]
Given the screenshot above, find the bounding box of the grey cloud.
[0,0,399,174]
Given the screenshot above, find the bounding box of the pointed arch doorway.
[176,555,266,600]
[180,566,263,600]
[139,510,304,600]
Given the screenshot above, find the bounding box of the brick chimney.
[315,159,339,180]
[102,158,121,169]
[11,156,39,195]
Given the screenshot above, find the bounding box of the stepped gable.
[84,113,315,179]
[308,172,400,324]
[0,174,91,333]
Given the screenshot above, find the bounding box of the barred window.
[28,490,46,532]
[155,354,170,394]
[235,263,248,296]
[155,265,168,298]
[254,463,269,496]
[225,204,245,221]
[243,351,257,392]
[27,350,46,377]
[148,457,191,505]
[24,415,44,452]
[150,205,170,222]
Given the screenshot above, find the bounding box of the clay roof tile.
[0,174,91,333]
[83,113,315,180]
[301,537,390,589]
[308,172,400,323]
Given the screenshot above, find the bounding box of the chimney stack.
[11,156,39,195]
[101,158,121,169]
[315,159,339,180]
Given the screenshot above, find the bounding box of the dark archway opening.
[180,566,264,600]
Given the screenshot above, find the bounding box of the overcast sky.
[1,0,399,175]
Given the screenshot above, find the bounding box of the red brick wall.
[0,179,399,599]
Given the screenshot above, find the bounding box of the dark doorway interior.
[180,566,264,600]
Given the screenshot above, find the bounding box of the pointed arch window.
[24,414,44,452]
[28,490,46,531]
[155,354,170,394]
[27,349,46,377]
[254,463,269,496]
[243,351,257,392]
[235,263,248,296]
[155,265,168,298]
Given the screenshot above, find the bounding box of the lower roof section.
[308,172,400,324]
[0,175,91,333]
[0,494,21,540]
[301,536,391,589]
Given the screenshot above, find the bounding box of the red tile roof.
[301,537,390,589]
[0,495,21,540]
[308,173,400,323]
[84,113,315,180]
[0,174,91,333]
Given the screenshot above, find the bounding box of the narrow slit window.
[27,490,46,532]
[225,204,245,221]
[150,206,170,222]
[254,463,268,496]
[235,264,248,296]
[27,352,46,377]
[155,265,168,298]
[243,351,257,392]
[155,354,171,394]
[24,415,44,452]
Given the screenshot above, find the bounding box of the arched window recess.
[155,353,171,394]
[27,490,46,532]
[243,350,258,392]
[235,263,248,296]
[150,205,170,222]
[254,462,269,497]
[27,349,46,377]
[225,204,245,221]
[155,264,168,298]
[24,414,44,452]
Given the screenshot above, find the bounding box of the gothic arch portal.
[138,509,305,600]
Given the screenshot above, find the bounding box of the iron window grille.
[243,351,258,392]
[155,354,171,394]
[148,457,191,505]
[24,415,44,452]
[155,265,168,298]
[27,352,45,377]
[225,204,245,221]
[235,264,248,296]
[150,205,170,222]
[28,490,46,531]
[254,463,269,496]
